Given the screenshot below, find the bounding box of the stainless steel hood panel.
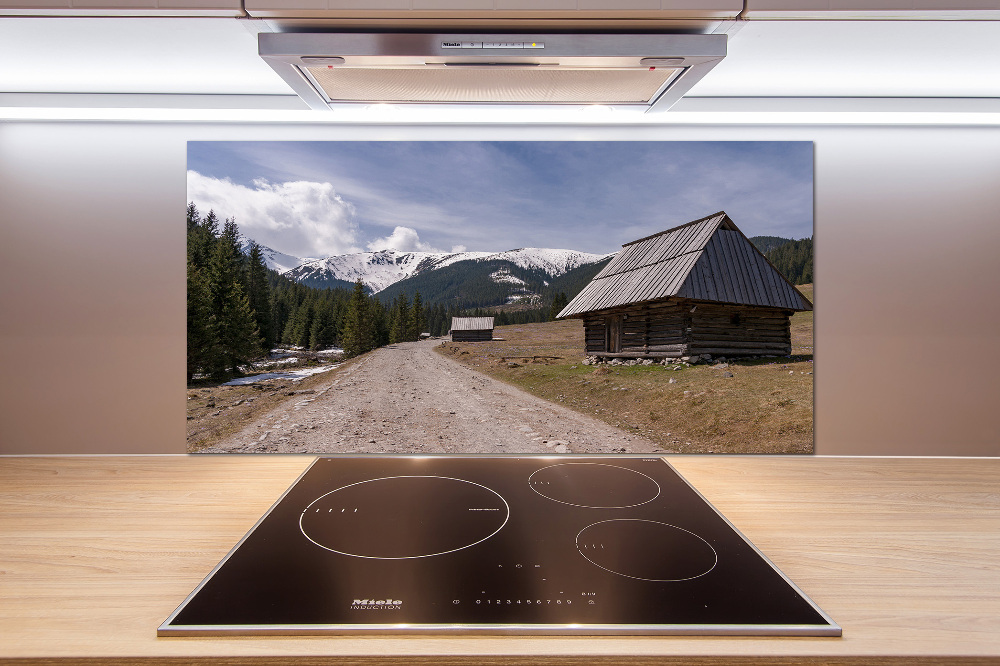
[258,32,726,112]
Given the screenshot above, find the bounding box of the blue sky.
[187,141,813,259]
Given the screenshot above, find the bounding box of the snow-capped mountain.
[484,248,611,278]
[286,250,489,293]
[240,240,316,275]
[270,246,612,294]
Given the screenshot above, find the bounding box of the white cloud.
[187,170,361,258]
[366,226,438,253]
[450,244,468,253]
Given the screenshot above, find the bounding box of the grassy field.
[436,288,814,454]
[790,283,814,355]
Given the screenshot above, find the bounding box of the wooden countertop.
[1,455,997,665]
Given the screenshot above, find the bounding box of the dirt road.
[200,340,663,455]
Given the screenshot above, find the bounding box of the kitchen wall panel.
[1,121,998,456]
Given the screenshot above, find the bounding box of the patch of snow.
[490,267,527,285]
[428,251,494,271]
[223,365,339,386]
[482,248,613,276]
[253,357,302,368]
[316,348,344,356]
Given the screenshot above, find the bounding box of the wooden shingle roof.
[450,317,495,331]
[558,211,812,318]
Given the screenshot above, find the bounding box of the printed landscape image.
[186,141,813,454]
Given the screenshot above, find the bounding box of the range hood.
[258,32,726,113]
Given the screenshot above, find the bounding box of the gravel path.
[201,341,663,455]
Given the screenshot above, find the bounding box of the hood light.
[639,58,685,67]
[300,57,346,66]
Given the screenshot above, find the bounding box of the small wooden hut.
[450,317,495,342]
[558,211,812,359]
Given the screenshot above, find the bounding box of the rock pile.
[580,353,787,368]
[581,354,715,368]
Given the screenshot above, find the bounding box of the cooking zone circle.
[299,476,509,559]
[576,519,718,582]
[528,463,661,508]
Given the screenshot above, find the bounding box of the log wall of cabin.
[583,317,606,354]
[622,301,687,356]
[582,301,688,358]
[452,330,494,342]
[580,300,793,358]
[687,303,792,356]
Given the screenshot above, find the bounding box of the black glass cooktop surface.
[159,456,840,636]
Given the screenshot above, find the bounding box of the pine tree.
[207,218,261,377]
[186,202,200,233]
[202,210,220,235]
[309,299,337,350]
[276,280,308,345]
[246,241,274,351]
[187,205,219,271]
[186,253,216,382]
[284,296,315,349]
[331,293,346,345]
[341,280,372,358]
[408,292,424,341]
[388,312,402,344]
[389,293,409,344]
[428,302,446,337]
[549,292,569,320]
[370,296,388,348]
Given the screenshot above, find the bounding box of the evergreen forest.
[764,237,813,285]
[750,235,793,254]
[186,204,462,382]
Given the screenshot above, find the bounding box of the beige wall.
[1,121,997,456]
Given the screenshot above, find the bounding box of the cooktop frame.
[159,455,841,637]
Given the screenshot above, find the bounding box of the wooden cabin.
[449,317,495,342]
[558,211,812,359]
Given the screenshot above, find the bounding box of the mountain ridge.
[249,241,613,296]
[246,234,808,312]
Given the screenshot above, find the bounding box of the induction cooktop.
[159,456,840,636]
